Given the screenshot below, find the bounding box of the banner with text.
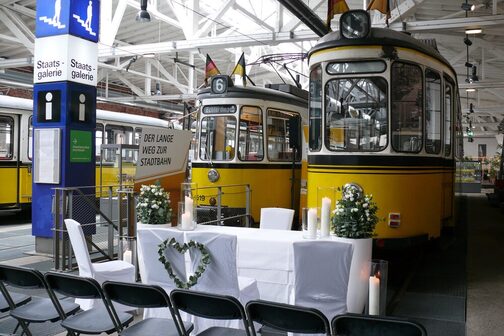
[34,35,98,86]
[136,128,192,182]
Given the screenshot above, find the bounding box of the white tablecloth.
[138,225,355,305]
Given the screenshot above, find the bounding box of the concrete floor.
[1,192,504,335]
[466,193,504,336]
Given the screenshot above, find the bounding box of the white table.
[138,225,360,306]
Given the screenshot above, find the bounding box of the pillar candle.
[320,197,331,237]
[369,275,380,315]
[308,208,317,238]
[185,196,194,223]
[123,250,132,264]
[181,212,191,230]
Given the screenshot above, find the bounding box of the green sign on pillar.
[70,130,92,163]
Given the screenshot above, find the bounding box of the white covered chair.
[185,231,259,333]
[136,228,187,319]
[64,219,135,310]
[292,240,353,320]
[259,207,295,230]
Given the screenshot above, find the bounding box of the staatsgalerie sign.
[136,128,192,182]
[33,34,97,86]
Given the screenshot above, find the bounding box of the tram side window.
[95,123,104,163]
[324,77,387,151]
[425,69,441,154]
[309,66,322,151]
[199,116,236,161]
[0,116,14,159]
[267,109,300,161]
[238,106,263,161]
[104,124,134,162]
[391,62,423,153]
[135,127,142,145]
[444,78,453,157]
[28,116,33,160]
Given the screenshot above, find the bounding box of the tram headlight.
[208,168,220,183]
[343,182,364,199]
[340,10,370,39]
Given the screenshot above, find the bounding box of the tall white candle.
[181,212,191,230]
[369,275,380,315]
[185,196,194,223]
[320,197,331,237]
[123,250,132,264]
[308,208,317,238]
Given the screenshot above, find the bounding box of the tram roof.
[0,95,168,128]
[197,83,308,109]
[309,27,455,75]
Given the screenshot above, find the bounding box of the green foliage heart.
[157,238,211,289]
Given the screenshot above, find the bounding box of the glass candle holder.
[177,201,196,231]
[367,259,388,316]
[302,207,318,239]
[181,182,198,201]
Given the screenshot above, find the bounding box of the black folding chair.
[102,281,193,336]
[331,313,428,336]
[0,265,80,336]
[170,288,251,336]
[246,299,331,336]
[44,272,134,335]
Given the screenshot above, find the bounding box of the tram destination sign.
[34,35,97,86]
[136,128,192,182]
[202,105,236,114]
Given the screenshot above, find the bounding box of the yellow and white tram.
[306,10,462,246]
[0,95,169,212]
[192,76,308,225]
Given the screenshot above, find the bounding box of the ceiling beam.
[98,29,317,58]
[387,14,504,32]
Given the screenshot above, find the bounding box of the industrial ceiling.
[0,0,503,137]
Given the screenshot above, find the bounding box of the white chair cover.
[260,207,295,230]
[137,228,186,319]
[64,219,135,310]
[293,240,353,320]
[185,231,259,333]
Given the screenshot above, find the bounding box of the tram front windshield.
[324,77,387,151]
[199,115,236,161]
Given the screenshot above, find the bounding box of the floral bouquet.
[331,185,379,238]
[136,183,172,224]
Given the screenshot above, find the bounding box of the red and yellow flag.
[367,0,390,18]
[327,0,349,26]
[204,54,221,85]
[231,52,246,86]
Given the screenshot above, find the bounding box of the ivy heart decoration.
[157,237,211,289]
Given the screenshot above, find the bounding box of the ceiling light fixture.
[466,88,476,92]
[136,0,151,22]
[461,2,476,11]
[465,28,482,34]
[471,65,479,82]
[143,53,156,58]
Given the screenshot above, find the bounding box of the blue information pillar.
[32,0,100,252]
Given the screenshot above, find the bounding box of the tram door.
[0,114,19,207]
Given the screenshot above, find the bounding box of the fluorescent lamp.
[461,3,476,11]
[143,53,156,58]
[465,28,482,34]
[466,88,476,92]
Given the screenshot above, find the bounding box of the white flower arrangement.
[136,183,172,224]
[331,185,379,239]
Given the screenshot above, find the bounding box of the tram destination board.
[202,105,236,114]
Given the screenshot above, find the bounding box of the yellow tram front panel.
[0,167,19,204]
[192,165,300,223]
[307,165,446,239]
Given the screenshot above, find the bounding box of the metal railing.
[52,185,134,271]
[195,184,252,227]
